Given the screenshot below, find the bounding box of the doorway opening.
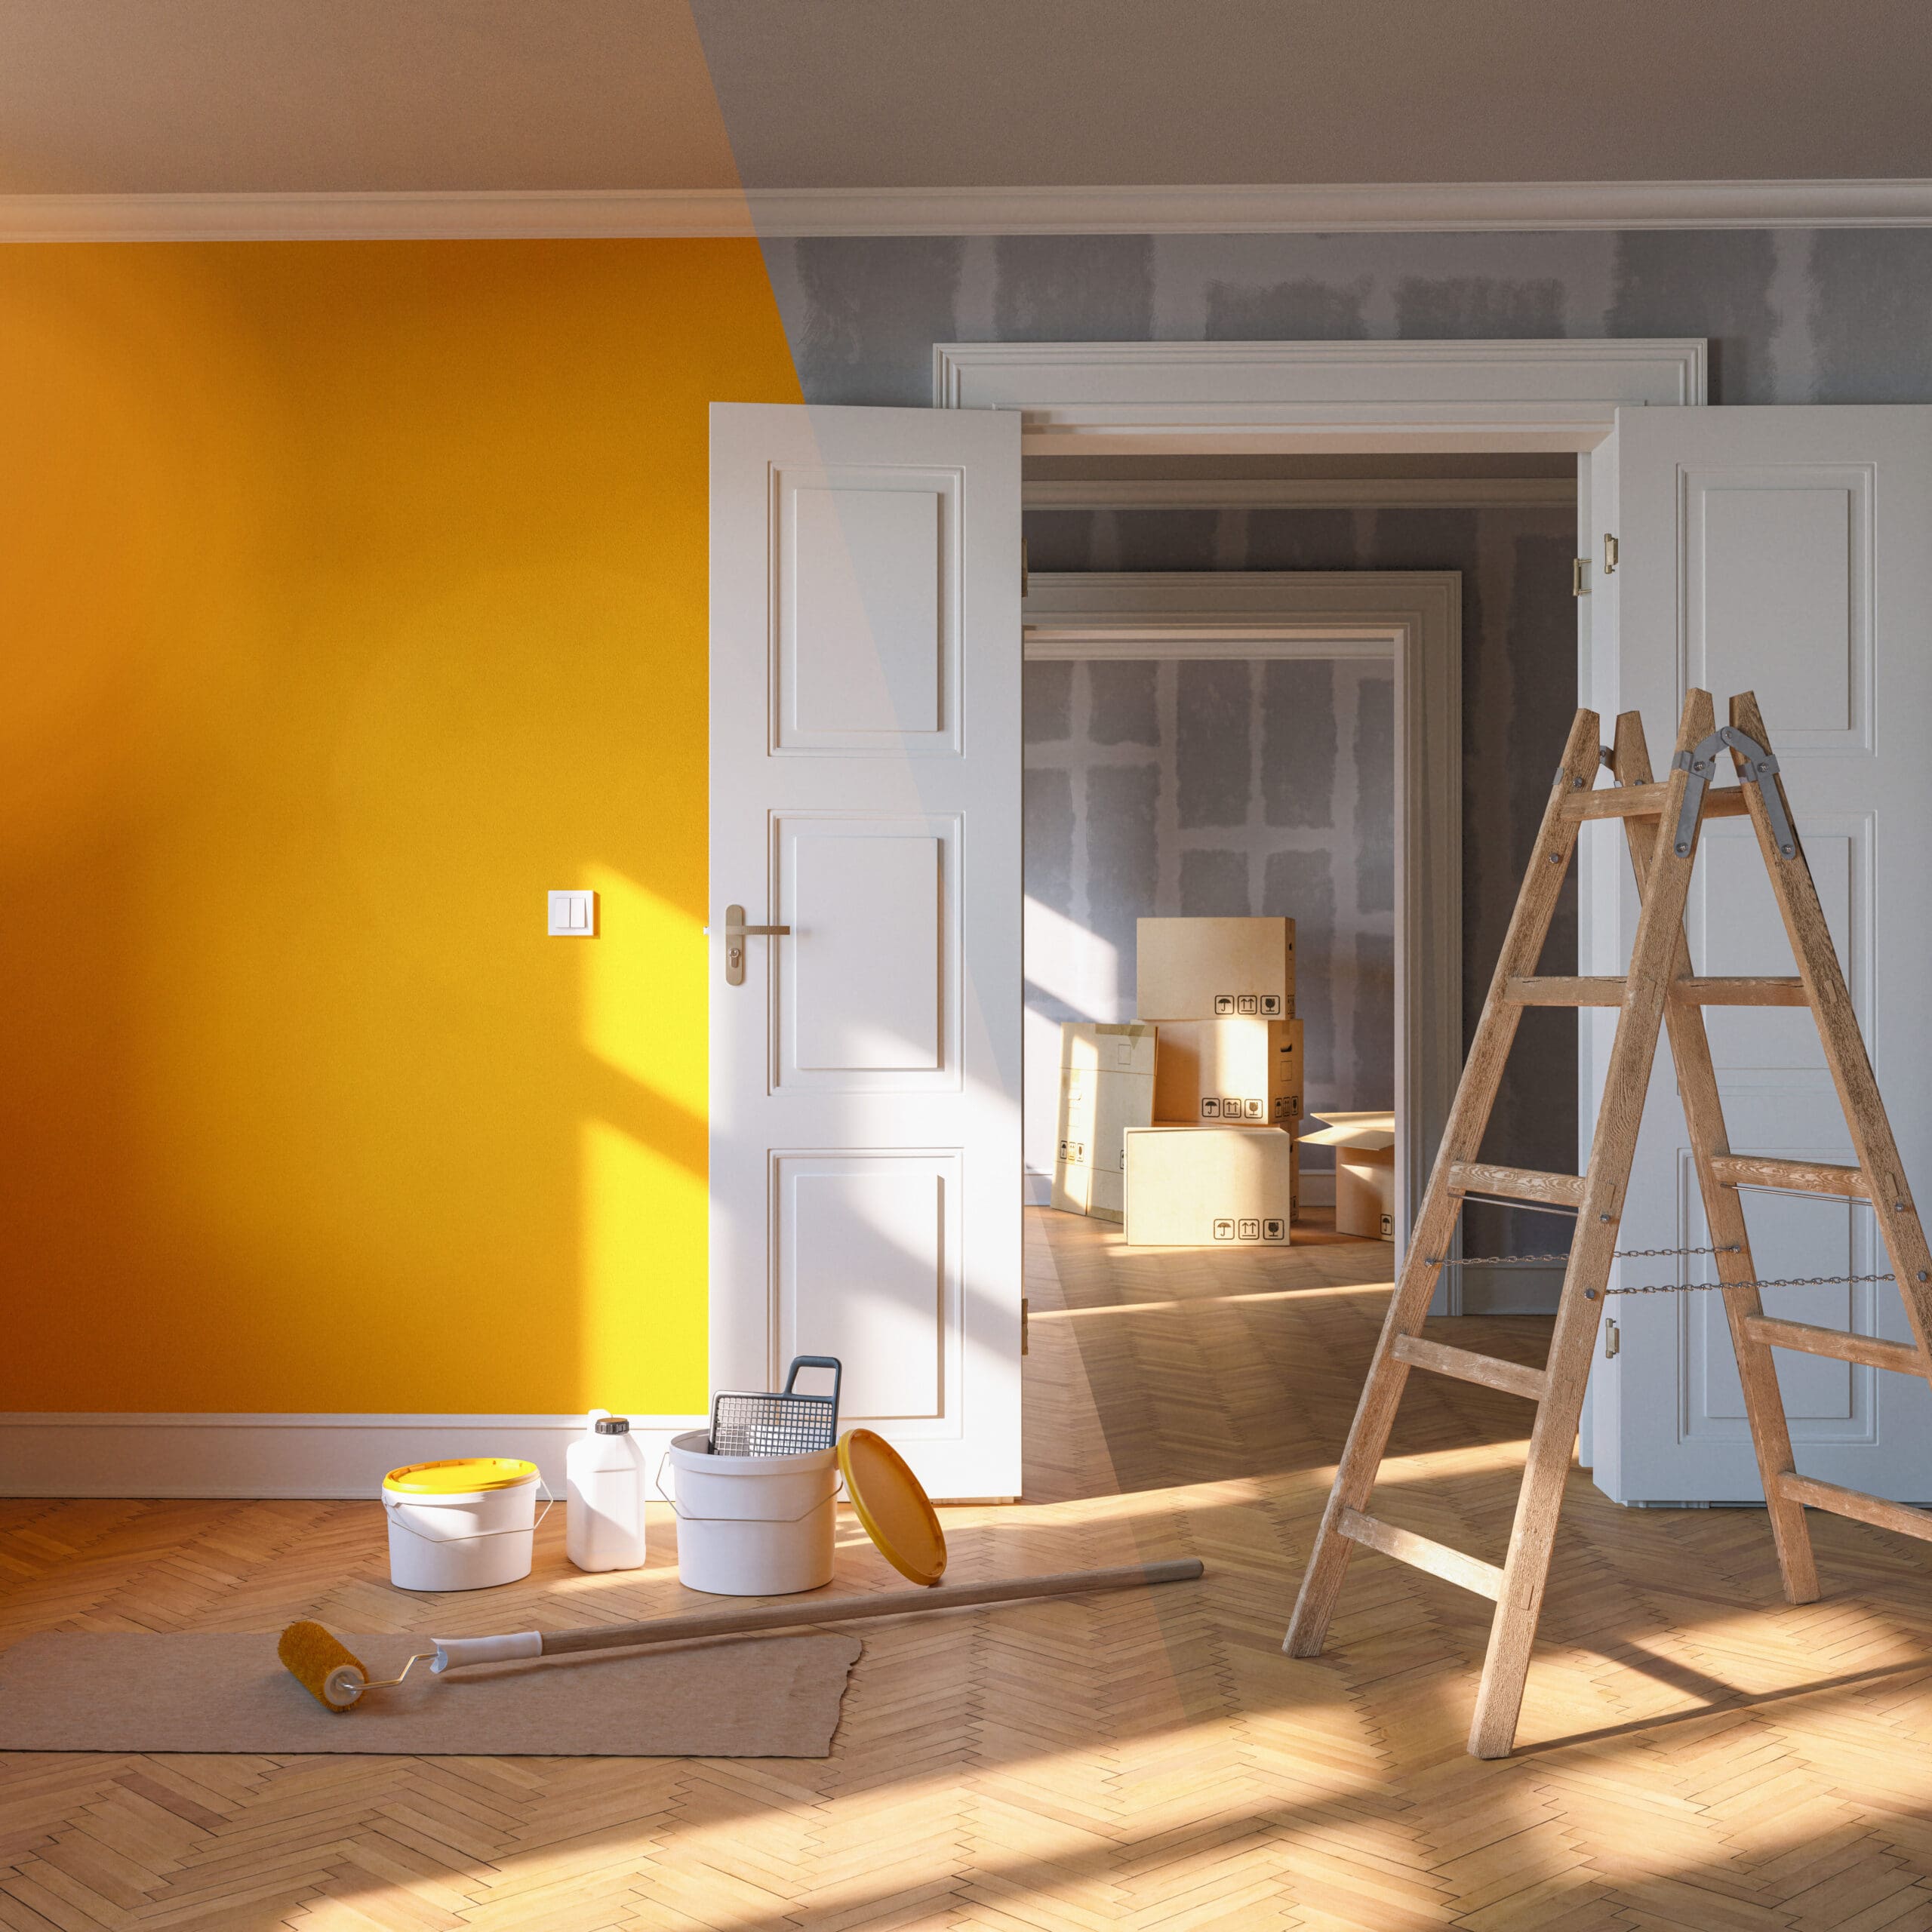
[1018,453,1581,1315]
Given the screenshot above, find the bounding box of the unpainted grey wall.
[761,228,1932,410]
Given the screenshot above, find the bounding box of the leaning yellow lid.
[383,1457,538,1496]
[837,1429,947,1586]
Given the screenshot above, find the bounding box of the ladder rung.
[1561,784,1752,822]
[1507,976,1626,1006]
[1392,1334,1549,1401]
[1708,1155,1870,1198]
[1337,1508,1503,1598]
[1447,1162,1585,1209]
[1671,976,1807,1006]
[1777,1472,1932,1546]
[1745,1315,1925,1376]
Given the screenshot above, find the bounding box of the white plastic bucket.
[382,1457,551,1592]
[660,1429,837,1595]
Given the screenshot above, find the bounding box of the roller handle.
[531,1558,1203,1660]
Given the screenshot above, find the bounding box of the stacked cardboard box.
[1052,1022,1156,1223]
[1300,1110,1397,1239]
[1126,918,1300,1247]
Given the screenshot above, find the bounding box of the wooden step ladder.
[1284,687,1932,1758]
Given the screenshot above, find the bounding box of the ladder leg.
[1469,689,1717,1758]
[1611,711,1819,1604]
[1730,692,1932,1370]
[1285,706,1607,1657]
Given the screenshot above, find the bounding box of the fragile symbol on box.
[1263,1218,1286,1241]
[1260,994,1283,1016]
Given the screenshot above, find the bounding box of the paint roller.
[278,1557,1204,1711]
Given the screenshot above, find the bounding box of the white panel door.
[710,404,1023,1500]
[1585,405,1932,1503]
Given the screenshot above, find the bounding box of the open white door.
[709,404,1023,1500]
[1586,405,1932,1503]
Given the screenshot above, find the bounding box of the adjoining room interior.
[1021,452,1584,1314]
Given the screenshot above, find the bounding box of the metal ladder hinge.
[1571,557,1589,597]
[1671,725,1798,861]
[1602,533,1619,574]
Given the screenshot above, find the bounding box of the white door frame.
[944,335,1709,1318]
[1022,570,1459,1297]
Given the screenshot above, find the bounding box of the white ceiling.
[2,0,1928,198]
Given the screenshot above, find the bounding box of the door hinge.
[1021,1297,1029,1356]
[1602,532,1620,575]
[1571,556,1589,598]
[1604,1317,1620,1359]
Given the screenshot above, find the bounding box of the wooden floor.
[8,1210,1932,1929]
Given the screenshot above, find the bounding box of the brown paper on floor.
[0,1629,863,1757]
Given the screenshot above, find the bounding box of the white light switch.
[547,890,596,937]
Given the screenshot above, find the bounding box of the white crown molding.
[0,1412,708,1499]
[1025,476,1575,512]
[3,179,1930,244]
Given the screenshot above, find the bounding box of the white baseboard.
[0,1414,709,1500]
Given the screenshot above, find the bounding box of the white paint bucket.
[660,1429,838,1595]
[382,1457,551,1592]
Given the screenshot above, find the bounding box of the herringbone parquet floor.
[8,1209,1932,1929]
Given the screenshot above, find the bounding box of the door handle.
[718,903,790,986]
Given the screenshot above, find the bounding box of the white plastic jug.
[565,1409,648,1572]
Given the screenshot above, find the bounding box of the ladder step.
[1745,1315,1925,1376]
[1708,1154,1870,1198]
[1447,1162,1585,1209]
[1672,976,1807,1006]
[1777,1472,1932,1546]
[1562,783,1752,822]
[1392,1334,1549,1401]
[1506,976,1626,1006]
[1337,1508,1504,1598]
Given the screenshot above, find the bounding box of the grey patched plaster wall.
[762,229,1932,411]
[1022,656,1393,1191]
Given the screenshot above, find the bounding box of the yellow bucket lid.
[383,1457,538,1496]
[837,1429,947,1586]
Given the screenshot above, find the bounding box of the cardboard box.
[1052,1023,1156,1223]
[1300,1110,1396,1240]
[1122,1123,1296,1247]
[1152,1017,1303,1125]
[1136,917,1295,1021]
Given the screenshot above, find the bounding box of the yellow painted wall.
[0,239,801,1414]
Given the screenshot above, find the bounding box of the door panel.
[780,817,950,1085]
[712,404,1022,1500]
[776,463,961,755]
[775,1152,959,1423]
[1588,405,1932,1503]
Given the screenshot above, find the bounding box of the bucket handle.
[384,1474,552,1546]
[653,1457,844,1524]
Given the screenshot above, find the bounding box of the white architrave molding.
[5,180,1931,244]
[939,339,1706,455]
[1026,476,1575,512]
[0,1412,706,1500]
[1023,571,1458,1302]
